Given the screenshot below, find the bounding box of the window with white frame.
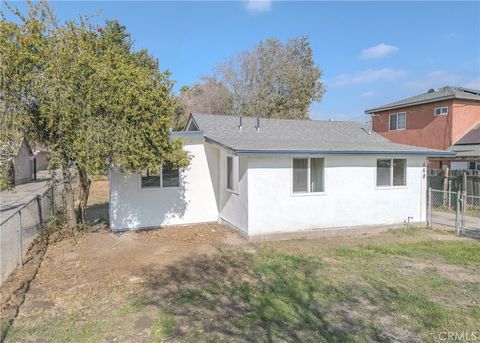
[469,162,480,171]
[226,155,239,192]
[141,163,180,188]
[434,107,448,116]
[292,157,324,193]
[376,158,406,187]
[389,113,406,131]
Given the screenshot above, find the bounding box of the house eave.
[234,149,456,158]
[364,95,456,114]
[170,130,204,138]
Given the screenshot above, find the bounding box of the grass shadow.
[139,249,392,342]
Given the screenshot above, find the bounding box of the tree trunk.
[77,165,91,224]
[61,162,77,230]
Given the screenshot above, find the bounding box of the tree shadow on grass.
[139,250,391,342]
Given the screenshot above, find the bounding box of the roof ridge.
[192,113,360,124]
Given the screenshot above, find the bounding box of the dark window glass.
[393,159,406,186]
[162,163,179,187]
[310,158,324,192]
[141,171,160,188]
[227,156,233,190]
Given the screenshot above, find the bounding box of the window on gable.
[434,107,448,116]
[293,158,325,193]
[389,113,406,130]
[376,158,407,187]
[227,155,239,192]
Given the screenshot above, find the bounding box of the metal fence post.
[18,211,23,267]
[427,187,432,227]
[51,185,55,216]
[455,193,460,235]
[36,194,43,227]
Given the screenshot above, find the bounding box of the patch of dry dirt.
[400,257,480,283]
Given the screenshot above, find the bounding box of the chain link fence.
[0,182,66,284]
[460,195,480,238]
[427,188,480,239]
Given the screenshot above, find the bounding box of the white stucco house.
[109,114,454,239]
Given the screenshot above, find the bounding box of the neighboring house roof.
[448,123,480,159]
[365,86,480,114]
[0,138,33,158]
[454,123,480,145]
[448,144,480,159]
[187,113,454,157]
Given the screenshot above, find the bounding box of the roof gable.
[454,123,480,145]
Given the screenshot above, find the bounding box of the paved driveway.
[0,171,56,222]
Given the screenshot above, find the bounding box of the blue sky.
[3,1,480,124]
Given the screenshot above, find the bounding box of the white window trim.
[434,107,448,116]
[375,158,407,189]
[291,157,326,196]
[226,155,239,194]
[140,165,181,190]
[389,112,406,131]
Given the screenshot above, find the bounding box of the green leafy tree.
[1,1,188,228]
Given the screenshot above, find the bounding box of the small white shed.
[109,114,455,239]
[12,139,34,185]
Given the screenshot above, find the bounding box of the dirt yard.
[3,181,480,342]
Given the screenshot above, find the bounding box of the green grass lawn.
[147,238,479,342]
[6,229,480,342]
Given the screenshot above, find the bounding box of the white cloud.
[245,0,272,13]
[360,43,398,60]
[332,68,406,86]
[405,71,464,91]
[361,91,376,97]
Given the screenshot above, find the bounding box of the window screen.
[310,158,324,192]
[376,159,391,187]
[393,159,406,186]
[293,158,308,193]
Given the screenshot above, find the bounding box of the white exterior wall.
[109,138,218,230]
[13,141,32,185]
[217,149,249,234]
[247,155,427,237]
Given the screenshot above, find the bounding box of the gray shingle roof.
[189,113,454,156]
[448,144,480,159]
[365,86,480,113]
[454,123,480,145]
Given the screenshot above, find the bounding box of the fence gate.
[458,194,480,239]
[427,188,480,238]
